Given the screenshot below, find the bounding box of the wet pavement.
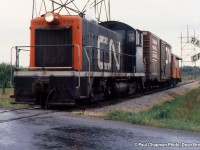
[0,109,200,150]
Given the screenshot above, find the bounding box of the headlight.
[45,12,55,23]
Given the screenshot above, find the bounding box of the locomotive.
[13,11,181,107]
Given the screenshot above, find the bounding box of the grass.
[0,88,31,109]
[182,75,193,82]
[182,75,200,82]
[106,87,200,132]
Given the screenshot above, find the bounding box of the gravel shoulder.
[74,81,200,117]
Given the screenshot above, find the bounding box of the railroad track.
[73,79,200,111]
[0,107,40,114]
[0,79,198,122]
[0,107,57,123]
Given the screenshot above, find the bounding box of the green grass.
[182,75,200,82]
[0,88,31,109]
[182,75,192,82]
[106,87,200,132]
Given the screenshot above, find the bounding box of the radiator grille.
[35,27,72,68]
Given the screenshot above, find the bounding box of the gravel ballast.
[76,81,200,117]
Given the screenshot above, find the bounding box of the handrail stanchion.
[73,44,81,89]
[84,46,94,84]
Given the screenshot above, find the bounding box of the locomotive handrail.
[10,47,16,87]
[84,46,113,84]
[28,67,73,69]
[74,44,81,89]
[84,46,93,84]
[11,44,81,89]
[13,45,76,68]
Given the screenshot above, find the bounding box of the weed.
[0,88,31,109]
[106,87,200,132]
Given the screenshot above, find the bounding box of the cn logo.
[97,35,121,70]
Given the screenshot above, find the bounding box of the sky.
[1,0,200,66]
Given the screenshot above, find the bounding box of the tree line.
[181,66,200,76]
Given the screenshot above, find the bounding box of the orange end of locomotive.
[30,13,82,71]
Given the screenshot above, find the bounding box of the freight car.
[143,31,181,88]
[12,8,181,108]
[171,54,182,85]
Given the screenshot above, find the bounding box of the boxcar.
[143,31,160,87]
[143,31,172,87]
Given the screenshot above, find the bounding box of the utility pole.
[180,26,198,79]
[32,0,111,23]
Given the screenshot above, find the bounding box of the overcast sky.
[1,0,200,66]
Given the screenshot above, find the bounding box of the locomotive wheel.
[127,82,137,95]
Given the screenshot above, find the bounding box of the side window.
[115,30,126,39]
[127,30,135,43]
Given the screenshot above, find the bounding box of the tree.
[181,66,200,77]
[0,62,14,87]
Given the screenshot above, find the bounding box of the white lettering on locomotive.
[97,35,121,70]
[97,35,111,70]
[110,39,120,70]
